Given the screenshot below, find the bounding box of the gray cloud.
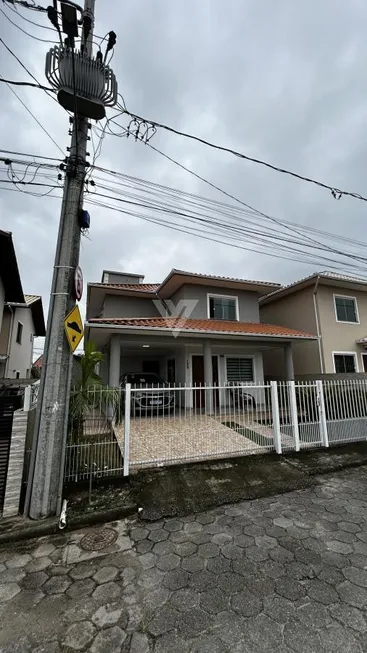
[1,0,367,358]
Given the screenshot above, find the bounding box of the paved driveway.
[1,467,367,652]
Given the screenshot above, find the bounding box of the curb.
[0,503,137,545]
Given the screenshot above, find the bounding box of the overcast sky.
[1,0,367,356]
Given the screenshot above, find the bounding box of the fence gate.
[0,404,14,513]
[294,381,324,448]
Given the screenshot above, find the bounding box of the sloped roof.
[87,317,316,340]
[261,270,367,305]
[24,295,45,337]
[0,230,24,303]
[33,354,43,369]
[90,283,159,293]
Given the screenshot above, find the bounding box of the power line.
[6,2,56,30]
[0,74,64,155]
[0,7,59,43]
[122,110,367,203]
[0,36,59,106]
[0,148,62,161]
[92,163,367,254]
[0,78,55,91]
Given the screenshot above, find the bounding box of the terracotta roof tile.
[88,317,315,339]
[90,283,159,292]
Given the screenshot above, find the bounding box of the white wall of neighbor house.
[5,307,34,379]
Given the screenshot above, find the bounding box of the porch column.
[203,340,213,413]
[109,336,120,387]
[284,343,294,381]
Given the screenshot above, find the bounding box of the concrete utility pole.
[27,0,96,519]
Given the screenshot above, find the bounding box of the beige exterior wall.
[316,285,367,373]
[7,307,34,379]
[260,287,320,378]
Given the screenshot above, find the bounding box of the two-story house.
[0,230,45,379]
[260,271,367,378]
[86,268,316,406]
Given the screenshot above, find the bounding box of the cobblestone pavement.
[2,467,367,651]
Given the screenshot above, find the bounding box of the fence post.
[288,381,300,452]
[270,381,282,454]
[23,385,31,412]
[316,380,329,448]
[123,383,131,476]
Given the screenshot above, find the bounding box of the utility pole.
[27,0,96,519]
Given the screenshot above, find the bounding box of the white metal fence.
[64,378,367,482]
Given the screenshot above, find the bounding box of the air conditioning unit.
[45,46,118,120]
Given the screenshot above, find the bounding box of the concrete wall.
[170,284,260,322]
[7,307,34,379]
[103,296,160,318]
[0,278,4,333]
[260,287,319,378]
[316,285,367,373]
[103,272,143,284]
[2,409,28,517]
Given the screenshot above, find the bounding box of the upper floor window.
[334,295,359,323]
[16,321,23,344]
[208,294,238,321]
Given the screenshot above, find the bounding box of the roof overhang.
[261,272,367,305]
[158,269,281,299]
[0,230,24,303]
[86,321,316,341]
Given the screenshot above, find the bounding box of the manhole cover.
[80,528,118,551]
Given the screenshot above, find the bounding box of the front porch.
[98,333,297,411]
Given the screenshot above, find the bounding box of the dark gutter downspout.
[313,276,325,373]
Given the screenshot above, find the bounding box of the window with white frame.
[333,353,357,374]
[226,357,254,382]
[208,295,238,321]
[334,295,358,323]
[16,321,23,345]
[362,353,367,373]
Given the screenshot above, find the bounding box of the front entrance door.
[142,360,160,376]
[192,355,219,409]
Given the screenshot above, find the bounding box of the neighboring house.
[260,271,367,378]
[0,231,46,379]
[86,268,316,406]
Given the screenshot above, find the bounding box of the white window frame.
[333,294,360,325]
[225,354,256,383]
[207,293,239,321]
[361,353,367,373]
[332,351,359,373]
[16,321,23,345]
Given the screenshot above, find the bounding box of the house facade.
[0,231,45,379]
[260,271,367,378]
[86,269,316,406]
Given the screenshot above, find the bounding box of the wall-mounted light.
[142,344,150,348]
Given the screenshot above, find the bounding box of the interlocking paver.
[2,467,367,652]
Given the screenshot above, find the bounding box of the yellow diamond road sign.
[64,304,84,352]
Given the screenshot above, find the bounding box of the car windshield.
[125,373,168,387]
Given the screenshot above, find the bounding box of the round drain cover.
[80,528,118,551]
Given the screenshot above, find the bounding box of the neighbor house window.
[334,296,358,323]
[333,353,357,373]
[16,322,23,344]
[226,357,254,382]
[208,295,238,321]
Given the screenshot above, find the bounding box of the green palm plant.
[68,341,120,442]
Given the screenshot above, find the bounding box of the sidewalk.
[1,442,367,542]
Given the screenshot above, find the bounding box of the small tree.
[68,341,120,441]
